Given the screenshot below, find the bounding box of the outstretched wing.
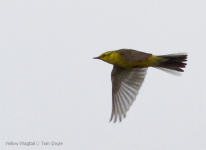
[110,66,148,123]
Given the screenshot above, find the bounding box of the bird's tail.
[154,53,187,76]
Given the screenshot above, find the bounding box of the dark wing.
[110,66,148,123]
[118,49,152,63]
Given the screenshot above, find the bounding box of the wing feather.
[110,66,148,122]
[117,92,126,118]
[119,88,130,111]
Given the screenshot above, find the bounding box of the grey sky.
[1,1,206,150]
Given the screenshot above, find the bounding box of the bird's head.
[93,51,114,63]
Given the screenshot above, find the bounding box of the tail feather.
[154,53,187,76]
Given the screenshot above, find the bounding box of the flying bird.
[94,49,187,123]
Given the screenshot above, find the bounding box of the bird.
[93,49,187,123]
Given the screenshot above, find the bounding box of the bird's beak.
[93,57,99,59]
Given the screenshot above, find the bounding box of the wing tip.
[109,114,126,123]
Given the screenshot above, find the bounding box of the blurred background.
[0,0,206,149]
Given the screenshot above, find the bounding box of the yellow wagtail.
[94,49,187,123]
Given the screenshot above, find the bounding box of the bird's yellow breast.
[108,52,132,68]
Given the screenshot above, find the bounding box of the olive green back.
[117,49,152,63]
